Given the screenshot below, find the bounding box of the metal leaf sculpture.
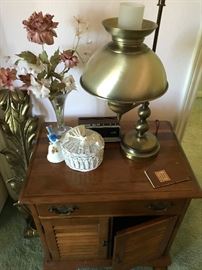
[0,89,38,196]
[0,89,39,237]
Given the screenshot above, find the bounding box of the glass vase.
[50,93,70,137]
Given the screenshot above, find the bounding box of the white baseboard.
[175,30,202,141]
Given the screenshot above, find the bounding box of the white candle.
[118,2,145,30]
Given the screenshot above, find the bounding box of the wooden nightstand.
[20,121,202,270]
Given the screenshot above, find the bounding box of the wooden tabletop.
[20,121,202,204]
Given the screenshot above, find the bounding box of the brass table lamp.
[80,17,168,159]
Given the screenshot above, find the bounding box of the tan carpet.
[170,97,202,270]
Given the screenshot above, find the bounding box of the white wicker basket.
[60,125,105,172]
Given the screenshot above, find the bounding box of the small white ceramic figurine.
[46,126,64,163]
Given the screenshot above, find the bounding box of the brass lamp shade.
[80,18,168,159]
[81,18,168,103]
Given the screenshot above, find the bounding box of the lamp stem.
[138,0,166,140]
[152,0,166,52]
[121,101,160,159]
[135,101,151,138]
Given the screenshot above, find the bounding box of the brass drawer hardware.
[48,205,79,216]
[148,201,173,212]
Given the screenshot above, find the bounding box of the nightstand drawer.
[37,199,186,218]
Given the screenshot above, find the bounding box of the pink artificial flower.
[23,11,58,45]
[60,50,79,68]
[0,68,17,89]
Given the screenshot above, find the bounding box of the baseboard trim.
[175,30,202,141]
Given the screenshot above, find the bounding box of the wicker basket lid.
[61,125,104,156]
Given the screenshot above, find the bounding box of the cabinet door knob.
[148,201,173,212]
[48,205,79,215]
[102,240,109,247]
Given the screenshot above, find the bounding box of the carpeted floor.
[0,98,201,270]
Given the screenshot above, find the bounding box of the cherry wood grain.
[36,199,185,218]
[43,259,112,270]
[20,121,202,204]
[41,217,109,261]
[112,216,177,270]
[154,268,167,270]
[20,121,202,270]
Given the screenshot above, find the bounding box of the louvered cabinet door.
[41,217,109,260]
[112,216,177,270]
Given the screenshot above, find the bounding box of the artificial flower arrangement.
[18,11,81,100]
[0,11,86,99]
[0,11,89,137]
[0,11,87,197]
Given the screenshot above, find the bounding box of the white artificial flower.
[73,16,89,37]
[17,60,44,77]
[40,85,50,98]
[41,78,51,89]
[29,63,44,76]
[63,75,76,93]
[28,76,50,98]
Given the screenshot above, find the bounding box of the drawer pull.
[48,205,79,215]
[148,201,173,212]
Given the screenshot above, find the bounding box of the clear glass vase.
[50,93,71,136]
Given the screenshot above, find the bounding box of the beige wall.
[0,0,201,127]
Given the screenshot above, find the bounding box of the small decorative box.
[60,125,105,172]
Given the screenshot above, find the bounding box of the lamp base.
[121,130,160,159]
